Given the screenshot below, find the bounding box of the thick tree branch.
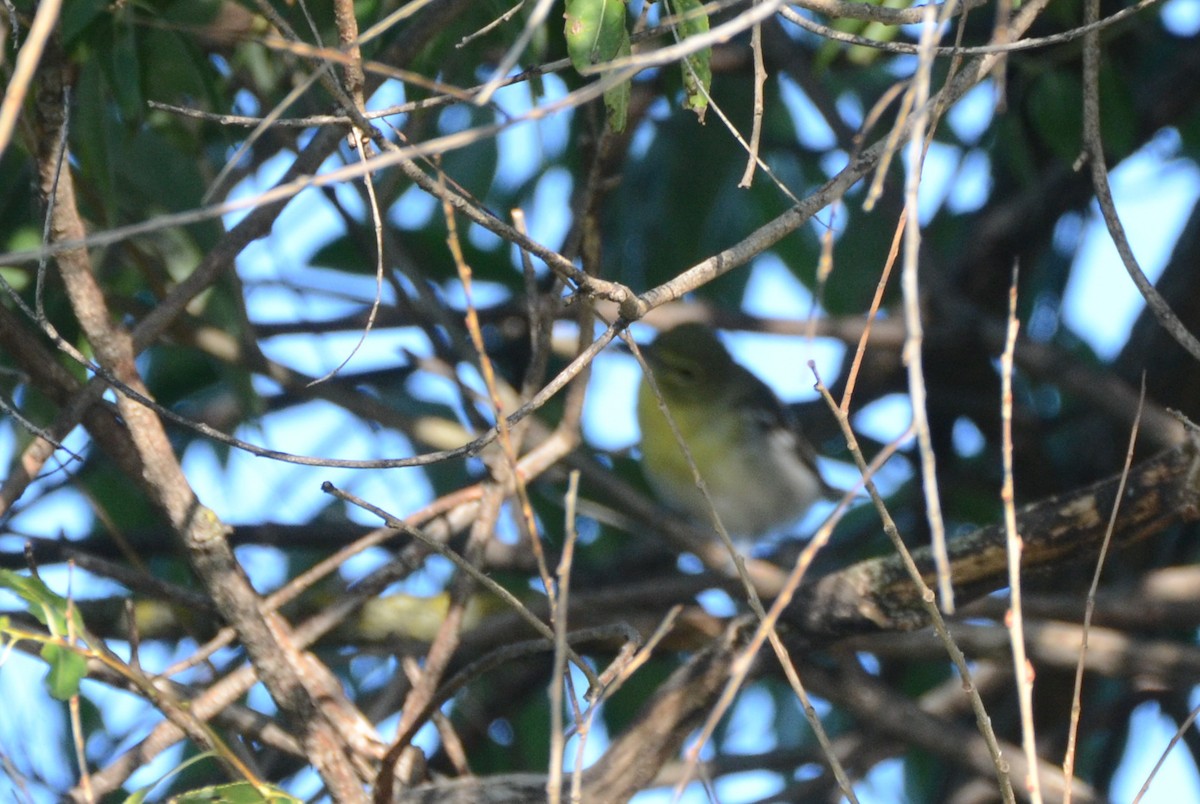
[788,430,1200,638]
[32,39,370,802]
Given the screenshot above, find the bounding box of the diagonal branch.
[31,37,371,802]
[788,426,1200,639]
[391,618,755,804]
[1080,0,1200,365]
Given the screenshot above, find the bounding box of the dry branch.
[788,431,1200,638]
[393,618,753,804]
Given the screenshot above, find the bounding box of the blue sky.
[5,2,1200,800]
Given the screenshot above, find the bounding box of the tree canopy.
[2,0,1200,802]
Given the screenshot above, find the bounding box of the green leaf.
[78,457,161,532]
[144,344,222,408]
[107,14,144,122]
[168,781,300,803]
[310,232,380,275]
[160,0,224,27]
[1098,62,1137,159]
[439,103,501,199]
[564,0,631,132]
[604,37,632,133]
[123,751,220,804]
[0,570,89,700]
[41,641,88,701]
[60,0,108,45]
[601,656,677,736]
[564,0,627,72]
[72,55,123,227]
[603,70,814,297]
[815,0,905,69]
[1025,70,1083,164]
[668,0,712,120]
[0,569,85,636]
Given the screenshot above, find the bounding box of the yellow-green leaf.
[0,570,90,700]
[168,781,300,803]
[0,569,85,637]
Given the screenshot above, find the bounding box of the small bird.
[636,322,832,538]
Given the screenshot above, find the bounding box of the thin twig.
[441,168,554,602]
[64,565,94,804]
[307,127,386,386]
[474,0,556,104]
[1061,377,1145,803]
[323,481,602,692]
[375,623,636,803]
[623,332,756,581]
[814,376,1016,803]
[1132,700,1200,804]
[660,1,801,206]
[548,471,581,804]
[738,9,766,188]
[678,391,913,803]
[1080,0,1200,364]
[0,0,61,159]
[840,209,903,415]
[458,0,525,48]
[780,0,1163,57]
[1000,267,1042,803]
[626,326,857,800]
[901,1,953,612]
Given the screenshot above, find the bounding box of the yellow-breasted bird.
[637,322,833,538]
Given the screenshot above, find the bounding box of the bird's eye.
[671,364,697,383]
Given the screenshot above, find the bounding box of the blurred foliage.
[1,0,1200,801]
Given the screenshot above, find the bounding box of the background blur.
[2,0,1200,801]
